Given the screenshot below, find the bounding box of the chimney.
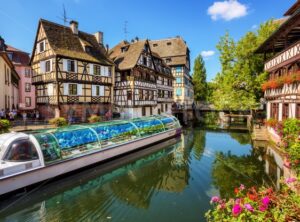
[94,31,103,45]
[70,20,78,35]
[106,44,109,52]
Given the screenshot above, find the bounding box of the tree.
[192,55,207,101]
[211,20,280,111]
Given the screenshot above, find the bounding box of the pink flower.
[285,177,297,184]
[240,184,245,190]
[235,198,242,204]
[210,196,220,203]
[259,204,268,212]
[244,203,254,212]
[232,204,243,216]
[262,196,270,206]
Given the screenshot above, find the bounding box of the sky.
[0,0,296,81]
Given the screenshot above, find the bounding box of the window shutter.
[92,85,96,96]
[100,86,105,96]
[40,61,45,73]
[63,59,68,71]
[49,59,53,72]
[75,60,78,73]
[36,43,40,54]
[47,84,53,95]
[104,67,109,76]
[78,84,83,96]
[63,83,68,95]
[89,64,94,75]
[101,66,105,76]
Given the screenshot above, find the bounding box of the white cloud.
[201,50,215,58]
[251,24,258,29]
[208,0,248,21]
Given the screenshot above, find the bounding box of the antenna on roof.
[57,4,71,25]
[123,21,128,40]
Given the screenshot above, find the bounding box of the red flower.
[234,187,239,195]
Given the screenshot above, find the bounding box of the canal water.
[0,128,277,222]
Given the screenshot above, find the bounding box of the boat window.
[34,133,61,163]
[4,139,39,162]
[131,117,165,137]
[154,115,180,130]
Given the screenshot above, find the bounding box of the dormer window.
[153,43,158,47]
[167,42,171,46]
[85,46,92,53]
[38,40,45,53]
[143,57,147,66]
[121,46,128,53]
[166,58,171,63]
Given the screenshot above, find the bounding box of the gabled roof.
[255,12,300,53]
[284,0,300,16]
[109,40,147,70]
[31,19,113,65]
[0,52,20,80]
[149,37,189,66]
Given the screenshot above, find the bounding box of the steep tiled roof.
[6,45,30,66]
[109,40,146,70]
[36,19,113,65]
[149,37,189,66]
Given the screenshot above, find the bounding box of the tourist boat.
[0,114,181,196]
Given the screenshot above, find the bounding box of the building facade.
[6,45,35,110]
[109,39,174,118]
[0,37,20,111]
[30,19,114,121]
[256,1,300,124]
[150,37,194,110]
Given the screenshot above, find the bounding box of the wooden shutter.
[40,61,45,73]
[92,85,96,96]
[296,104,300,119]
[63,83,68,95]
[63,59,68,71]
[47,84,53,95]
[89,64,94,75]
[49,59,53,72]
[100,86,104,96]
[74,60,78,73]
[101,66,105,76]
[104,67,108,76]
[78,84,83,96]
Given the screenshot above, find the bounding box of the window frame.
[25,83,31,92]
[68,83,78,96]
[3,139,39,162]
[67,60,76,72]
[25,97,31,107]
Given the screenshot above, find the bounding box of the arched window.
[4,140,39,162]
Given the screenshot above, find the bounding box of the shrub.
[206,183,300,222]
[49,117,68,127]
[0,119,11,134]
[88,115,101,123]
[265,118,277,128]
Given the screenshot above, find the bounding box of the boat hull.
[0,128,180,196]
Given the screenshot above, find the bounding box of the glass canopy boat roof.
[31,115,181,164]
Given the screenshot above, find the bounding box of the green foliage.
[88,115,101,123]
[283,118,300,144]
[192,55,207,101]
[211,20,280,111]
[49,117,68,127]
[0,119,11,134]
[205,184,300,222]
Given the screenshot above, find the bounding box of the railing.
[157,97,173,103]
[36,95,111,104]
[264,40,300,72]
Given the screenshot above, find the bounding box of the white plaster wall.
[278,103,283,121]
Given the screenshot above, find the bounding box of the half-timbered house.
[30,19,114,121]
[109,39,173,118]
[150,37,194,110]
[256,1,300,125]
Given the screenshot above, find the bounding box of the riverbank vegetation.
[209,20,280,110]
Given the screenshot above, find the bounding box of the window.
[150,107,153,115]
[176,66,182,73]
[39,40,45,53]
[166,58,171,63]
[161,104,164,112]
[296,104,300,118]
[143,57,147,66]
[149,91,154,100]
[282,103,289,120]
[127,90,132,100]
[176,88,182,96]
[165,104,168,111]
[271,103,279,120]
[167,42,172,46]
[4,140,38,162]
[176,77,182,83]
[69,84,78,95]
[94,65,101,75]
[7,53,13,60]
[108,67,112,76]
[45,60,51,72]
[139,89,143,100]
[25,83,31,92]
[67,60,75,72]
[142,107,146,116]
[25,97,31,107]
[153,43,158,47]
[25,69,31,77]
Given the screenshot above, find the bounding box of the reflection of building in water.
[264,145,284,189]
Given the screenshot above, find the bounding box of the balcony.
[32,71,112,85]
[262,73,300,99]
[264,40,300,72]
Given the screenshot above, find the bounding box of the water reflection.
[0,129,274,222]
